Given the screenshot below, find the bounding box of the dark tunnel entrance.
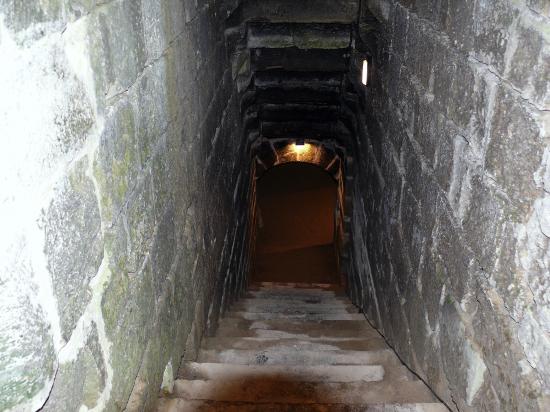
[252,162,339,284]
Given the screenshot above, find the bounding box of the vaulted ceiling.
[223,0,376,154]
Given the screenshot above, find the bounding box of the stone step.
[231,301,358,314]
[158,399,448,412]
[214,328,378,340]
[253,71,344,90]
[170,379,437,404]
[201,336,388,352]
[179,362,385,383]
[245,289,344,299]
[215,319,379,339]
[236,297,352,305]
[197,348,401,366]
[225,310,365,321]
[214,327,379,340]
[249,282,341,291]
[247,23,351,50]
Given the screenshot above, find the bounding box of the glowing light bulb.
[362,59,368,86]
[292,142,310,154]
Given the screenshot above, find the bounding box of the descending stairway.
[158,282,447,411]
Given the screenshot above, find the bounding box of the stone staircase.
[158,282,447,411]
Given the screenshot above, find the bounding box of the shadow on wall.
[253,162,338,284]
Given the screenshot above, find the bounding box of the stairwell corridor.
[158,283,446,411]
[0,1,548,412]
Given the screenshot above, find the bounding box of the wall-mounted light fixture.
[361,59,368,86]
[291,139,310,154]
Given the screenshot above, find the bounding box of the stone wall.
[0,1,250,411]
[348,0,549,410]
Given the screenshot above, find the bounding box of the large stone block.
[135,61,169,168]
[388,219,414,295]
[462,175,508,273]
[507,19,550,109]
[94,100,139,223]
[232,0,360,24]
[526,0,550,18]
[0,238,56,411]
[42,323,106,411]
[432,45,456,114]
[396,69,417,135]
[125,175,155,274]
[471,287,542,411]
[472,1,517,74]
[366,0,393,24]
[433,198,472,299]
[401,138,423,198]
[140,0,172,62]
[440,300,487,409]
[101,257,156,411]
[87,0,146,103]
[391,4,410,67]
[413,94,437,165]
[151,205,177,299]
[403,15,434,91]
[486,86,543,214]
[419,241,445,330]
[446,60,489,135]
[442,0,475,53]
[42,156,104,341]
[0,0,95,34]
[433,115,462,194]
[405,289,429,372]
[401,184,423,272]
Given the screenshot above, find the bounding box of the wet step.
[197,348,401,366]
[171,379,438,405]
[158,399,448,412]
[201,336,389,352]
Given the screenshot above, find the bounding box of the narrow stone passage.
[1,1,548,411]
[253,162,339,284]
[157,283,446,411]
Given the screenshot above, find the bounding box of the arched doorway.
[252,162,339,284]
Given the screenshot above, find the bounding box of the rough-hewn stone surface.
[348,1,550,411]
[2,0,549,411]
[0,1,250,411]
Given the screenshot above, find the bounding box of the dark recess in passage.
[253,162,339,284]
